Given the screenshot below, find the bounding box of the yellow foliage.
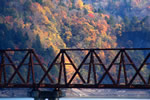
[75,0,84,9]
[44,6,52,15]
[32,2,46,15]
[84,4,93,13]
[101,14,110,19]
[42,15,50,24]
[115,24,122,36]
[65,31,72,41]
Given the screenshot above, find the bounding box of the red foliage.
[5,16,13,23]
[28,16,32,21]
[88,13,94,18]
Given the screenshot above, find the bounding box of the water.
[0,98,150,100]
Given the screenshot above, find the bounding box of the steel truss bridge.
[0,48,150,89]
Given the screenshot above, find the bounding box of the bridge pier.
[48,98,59,100]
[31,89,61,100]
[34,98,45,100]
[34,98,59,100]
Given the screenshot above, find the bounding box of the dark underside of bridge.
[0,84,150,89]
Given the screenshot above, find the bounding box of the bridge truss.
[0,48,150,89]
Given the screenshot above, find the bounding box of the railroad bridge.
[0,48,150,100]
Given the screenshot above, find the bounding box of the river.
[0,98,150,100]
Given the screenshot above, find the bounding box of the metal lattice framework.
[0,48,150,89]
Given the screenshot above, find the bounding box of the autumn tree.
[75,0,84,9]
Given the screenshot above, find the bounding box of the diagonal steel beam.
[128,52,149,85]
[32,50,54,83]
[98,51,121,84]
[94,51,116,84]
[39,51,61,84]
[64,51,86,84]
[68,51,91,84]
[5,51,26,84]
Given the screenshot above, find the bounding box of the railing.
[0,48,150,89]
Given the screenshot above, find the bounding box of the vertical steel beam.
[27,62,31,84]
[58,54,62,84]
[117,52,122,84]
[87,51,92,83]
[3,63,6,84]
[92,50,97,84]
[0,51,4,83]
[122,52,128,85]
[62,52,67,84]
[30,52,35,84]
[148,74,150,84]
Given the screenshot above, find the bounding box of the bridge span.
[0,48,150,99]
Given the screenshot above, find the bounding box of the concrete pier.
[31,89,62,100]
[34,98,59,100]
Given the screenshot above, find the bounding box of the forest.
[0,0,150,84]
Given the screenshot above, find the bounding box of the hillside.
[83,0,150,17]
[0,0,150,84]
[0,0,118,55]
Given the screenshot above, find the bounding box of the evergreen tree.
[32,34,44,54]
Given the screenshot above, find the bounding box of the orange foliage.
[102,41,111,48]
[97,19,110,36]
[132,0,142,6]
[31,2,46,15]
[147,5,150,10]
[101,14,110,19]
[98,51,105,60]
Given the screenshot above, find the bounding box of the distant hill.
[83,0,150,17]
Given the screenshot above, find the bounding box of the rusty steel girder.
[0,48,150,89]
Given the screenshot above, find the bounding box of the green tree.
[32,34,44,54]
[106,16,115,26]
[32,0,43,4]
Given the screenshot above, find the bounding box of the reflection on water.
[0,98,150,100]
[60,98,150,100]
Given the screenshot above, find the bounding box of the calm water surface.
[0,98,150,100]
